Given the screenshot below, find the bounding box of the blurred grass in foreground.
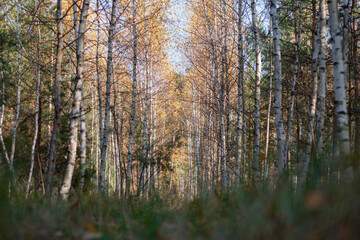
[0,165,359,239]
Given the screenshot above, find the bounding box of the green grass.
[1,171,360,239]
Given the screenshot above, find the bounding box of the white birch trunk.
[140,1,149,193]
[284,0,303,166]
[99,0,117,192]
[328,0,350,155]
[235,0,244,183]
[301,2,322,184]
[60,0,91,199]
[264,18,273,179]
[79,95,86,192]
[343,0,350,90]
[0,62,15,184]
[26,5,41,197]
[45,0,64,196]
[316,0,327,155]
[353,0,360,153]
[252,0,261,183]
[96,0,103,160]
[127,0,138,195]
[270,0,286,174]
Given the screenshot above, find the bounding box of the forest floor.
[1,167,360,240]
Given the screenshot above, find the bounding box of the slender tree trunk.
[219,0,227,186]
[79,95,87,192]
[96,0,104,161]
[264,18,273,179]
[353,0,359,153]
[302,2,322,184]
[127,0,138,196]
[140,1,149,193]
[60,0,91,200]
[0,62,15,185]
[284,0,303,166]
[236,0,243,183]
[6,0,23,189]
[316,0,327,156]
[45,0,64,196]
[343,0,350,90]
[99,0,117,192]
[270,0,285,175]
[26,5,41,197]
[48,33,54,141]
[252,0,261,183]
[328,0,350,155]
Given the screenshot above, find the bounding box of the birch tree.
[284,0,303,165]
[99,0,117,192]
[264,17,273,178]
[270,0,285,174]
[235,0,244,181]
[127,0,138,195]
[353,0,359,153]
[139,0,149,193]
[26,2,42,197]
[316,0,327,155]
[327,0,350,155]
[60,0,91,199]
[251,0,261,182]
[45,0,64,196]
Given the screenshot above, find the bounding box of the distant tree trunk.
[96,0,103,165]
[45,0,64,196]
[48,33,54,140]
[316,0,327,155]
[235,0,243,183]
[252,0,261,183]
[140,1,149,193]
[99,0,117,192]
[60,0,91,200]
[127,0,138,196]
[328,0,350,155]
[301,1,322,184]
[113,83,120,197]
[264,18,273,179]
[343,0,350,146]
[219,0,227,186]
[353,0,359,153]
[192,83,202,193]
[270,0,285,174]
[0,62,15,185]
[79,95,86,192]
[6,0,23,189]
[90,89,94,170]
[26,4,42,197]
[204,94,211,188]
[284,0,303,166]
[343,0,350,90]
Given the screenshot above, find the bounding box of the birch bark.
[302,2,321,183]
[270,0,285,174]
[127,0,138,195]
[252,0,261,182]
[60,0,91,199]
[284,0,303,166]
[328,0,350,155]
[264,17,273,178]
[316,0,327,155]
[26,4,41,197]
[140,1,149,193]
[235,0,243,183]
[99,0,117,192]
[45,0,64,196]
